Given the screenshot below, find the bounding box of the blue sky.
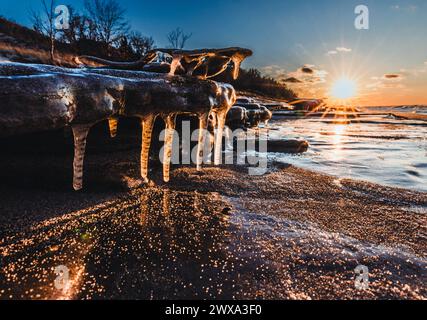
[1,0,426,105]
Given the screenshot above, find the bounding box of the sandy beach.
[0,123,425,300]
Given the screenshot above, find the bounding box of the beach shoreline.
[0,132,425,299]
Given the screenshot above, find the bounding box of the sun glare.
[330,78,357,100]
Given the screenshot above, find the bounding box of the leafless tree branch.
[167,27,192,49]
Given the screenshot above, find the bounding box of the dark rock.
[226,106,248,129]
[267,139,309,153]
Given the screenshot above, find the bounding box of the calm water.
[269,108,427,192]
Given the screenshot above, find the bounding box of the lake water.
[268,107,427,192]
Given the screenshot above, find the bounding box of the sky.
[1,0,426,106]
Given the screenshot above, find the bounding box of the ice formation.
[77,47,253,80]
[0,47,251,190]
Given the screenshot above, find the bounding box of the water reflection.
[269,113,427,192]
[0,189,245,300]
[328,124,346,162]
[332,124,346,144]
[78,189,237,299]
[1,188,425,300]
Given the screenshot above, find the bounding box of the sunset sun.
[330,78,357,100]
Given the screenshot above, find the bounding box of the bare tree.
[30,0,57,63]
[167,27,192,49]
[129,31,155,56]
[84,0,129,46]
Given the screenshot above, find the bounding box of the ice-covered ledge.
[0,59,244,190]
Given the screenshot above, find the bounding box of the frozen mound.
[0,49,252,190]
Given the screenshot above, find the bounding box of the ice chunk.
[72,124,92,191]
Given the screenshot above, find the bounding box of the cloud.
[336,47,352,53]
[260,65,287,78]
[300,66,314,74]
[326,47,352,56]
[367,81,405,90]
[282,77,303,83]
[285,65,329,97]
[383,74,401,79]
[261,64,328,100]
[382,73,405,82]
[367,73,406,90]
[293,43,309,56]
[391,4,417,12]
[387,63,427,77]
[285,65,328,86]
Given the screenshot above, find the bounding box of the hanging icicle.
[214,111,227,166]
[108,118,119,138]
[169,54,183,76]
[140,115,156,182]
[162,114,177,183]
[72,124,92,191]
[196,113,210,171]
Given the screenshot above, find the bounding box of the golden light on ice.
[330,78,357,100]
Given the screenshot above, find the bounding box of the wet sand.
[0,124,426,300]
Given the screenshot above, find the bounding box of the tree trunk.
[50,35,55,64]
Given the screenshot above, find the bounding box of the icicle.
[108,118,118,138]
[205,113,216,165]
[72,124,92,191]
[169,54,183,76]
[140,115,156,183]
[214,111,227,166]
[231,56,243,80]
[162,114,177,183]
[196,113,209,171]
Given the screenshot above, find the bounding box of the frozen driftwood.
[77,47,253,80]
[0,60,241,190]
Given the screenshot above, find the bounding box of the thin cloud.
[336,47,352,53]
[383,73,405,81]
[263,64,328,96]
[367,73,406,90]
[282,77,303,83]
[326,47,352,56]
[391,4,417,12]
[287,65,328,85]
[260,65,287,78]
[383,74,401,79]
